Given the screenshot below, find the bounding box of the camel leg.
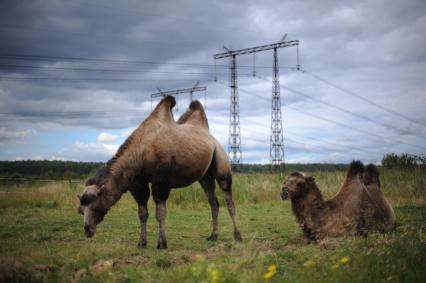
[129,182,150,248]
[154,199,168,249]
[152,167,171,249]
[217,175,242,242]
[199,176,219,241]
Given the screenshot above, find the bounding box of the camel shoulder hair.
[106,95,176,173]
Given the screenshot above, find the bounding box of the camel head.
[78,167,110,238]
[281,172,315,200]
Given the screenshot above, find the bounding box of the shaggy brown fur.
[78,96,242,249]
[281,161,395,241]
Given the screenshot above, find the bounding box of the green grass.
[0,170,425,282]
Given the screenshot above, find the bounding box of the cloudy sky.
[0,0,425,164]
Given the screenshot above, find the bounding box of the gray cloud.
[0,0,425,162]
[0,126,31,142]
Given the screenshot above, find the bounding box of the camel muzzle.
[281,187,289,199]
[84,224,95,238]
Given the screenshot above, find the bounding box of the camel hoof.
[138,240,147,248]
[157,241,168,249]
[206,234,218,241]
[234,230,242,242]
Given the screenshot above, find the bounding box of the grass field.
[0,169,425,282]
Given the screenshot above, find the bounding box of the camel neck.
[291,193,324,224]
[101,174,127,209]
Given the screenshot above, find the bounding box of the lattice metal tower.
[214,36,299,168]
[270,47,284,167]
[150,83,207,110]
[229,55,242,165]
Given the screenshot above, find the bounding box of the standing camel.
[78,96,242,249]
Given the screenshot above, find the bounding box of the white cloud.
[28,141,121,162]
[74,140,118,156]
[97,132,118,143]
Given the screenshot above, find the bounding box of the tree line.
[0,160,103,180]
[0,153,423,181]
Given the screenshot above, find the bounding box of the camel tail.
[363,163,381,188]
[347,160,364,178]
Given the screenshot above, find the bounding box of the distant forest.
[0,160,103,180]
[0,160,350,180]
[0,153,423,181]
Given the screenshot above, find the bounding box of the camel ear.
[85,177,96,186]
[297,180,308,196]
[97,184,106,194]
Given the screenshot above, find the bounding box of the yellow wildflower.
[104,260,113,269]
[263,264,277,279]
[268,264,277,272]
[210,269,220,283]
[303,259,315,267]
[207,264,220,283]
[339,256,350,264]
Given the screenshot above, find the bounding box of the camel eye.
[80,193,98,205]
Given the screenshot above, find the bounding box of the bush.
[382,153,425,169]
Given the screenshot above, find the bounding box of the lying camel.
[78,96,242,249]
[280,161,395,241]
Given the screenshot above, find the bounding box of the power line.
[0,54,293,70]
[0,54,214,67]
[3,77,424,151]
[0,110,147,118]
[255,75,423,137]
[2,104,382,159]
[0,63,235,76]
[0,77,214,83]
[241,116,379,155]
[300,69,426,128]
[0,104,415,160]
[225,81,426,151]
[286,106,426,151]
[207,108,381,156]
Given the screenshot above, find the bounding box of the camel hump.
[177,100,209,129]
[154,95,176,110]
[162,95,176,108]
[363,163,380,187]
[189,100,203,111]
[290,172,306,178]
[151,95,176,122]
[347,160,364,177]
